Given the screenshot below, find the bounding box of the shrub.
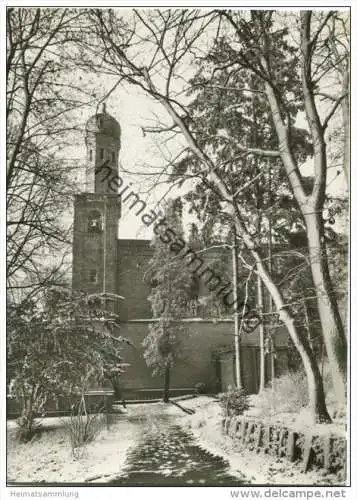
[8,290,125,445]
[64,396,105,459]
[251,370,308,418]
[9,378,47,443]
[194,382,206,394]
[320,362,346,423]
[218,386,249,417]
[15,414,42,443]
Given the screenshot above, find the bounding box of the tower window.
[111,151,115,162]
[89,150,93,161]
[89,269,98,284]
[87,210,102,233]
[100,148,104,160]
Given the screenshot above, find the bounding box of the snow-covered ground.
[7,413,137,483]
[7,403,188,484]
[7,398,345,485]
[169,396,346,485]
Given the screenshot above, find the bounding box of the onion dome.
[85,103,121,141]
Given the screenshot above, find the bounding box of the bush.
[15,414,42,443]
[9,378,47,443]
[251,370,308,418]
[194,382,206,394]
[64,396,105,459]
[320,362,346,423]
[218,386,249,417]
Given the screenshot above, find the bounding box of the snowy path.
[7,402,244,485]
[7,399,342,485]
[106,412,245,486]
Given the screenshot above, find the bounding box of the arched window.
[100,148,104,160]
[111,151,115,162]
[89,150,93,161]
[87,210,102,233]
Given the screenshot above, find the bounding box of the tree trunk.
[259,15,347,409]
[303,301,313,351]
[257,275,266,393]
[304,211,347,404]
[163,366,170,403]
[299,12,347,404]
[255,256,331,423]
[226,201,331,422]
[232,226,243,389]
[270,336,275,390]
[237,219,331,423]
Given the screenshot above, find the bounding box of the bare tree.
[6,8,94,302]
[222,10,347,403]
[76,8,342,423]
[320,12,350,187]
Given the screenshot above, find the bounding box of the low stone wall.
[222,416,346,481]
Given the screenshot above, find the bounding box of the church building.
[71,106,290,398]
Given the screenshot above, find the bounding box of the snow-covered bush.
[15,413,43,443]
[194,382,206,394]
[7,288,126,442]
[218,386,249,417]
[250,370,308,418]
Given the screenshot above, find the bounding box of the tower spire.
[85,105,121,193]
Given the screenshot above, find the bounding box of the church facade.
[72,107,289,397]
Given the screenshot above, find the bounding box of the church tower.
[72,104,121,305]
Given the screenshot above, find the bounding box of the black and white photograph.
[1,2,354,497]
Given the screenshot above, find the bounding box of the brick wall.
[117,240,153,320]
[116,238,260,320]
[118,320,289,394]
[115,239,290,394]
